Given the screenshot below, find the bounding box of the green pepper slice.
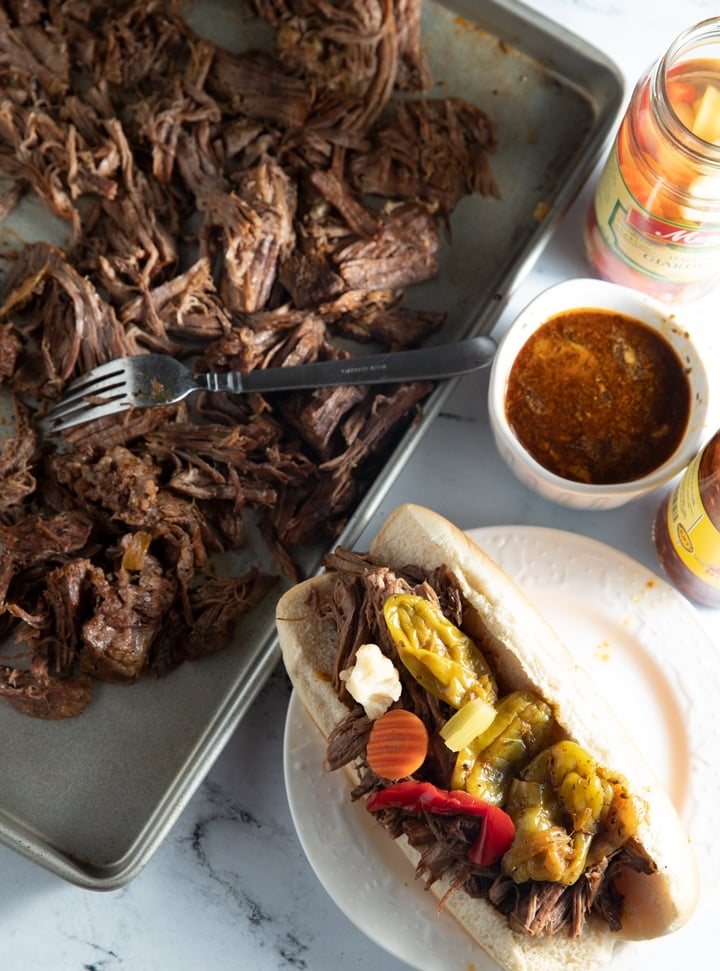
[383,593,497,709]
[502,739,642,885]
[451,690,555,805]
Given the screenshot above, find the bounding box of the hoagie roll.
[277,504,699,971]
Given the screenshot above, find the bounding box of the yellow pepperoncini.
[383,594,497,709]
[451,690,555,805]
[501,740,643,886]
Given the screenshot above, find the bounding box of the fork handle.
[198,336,497,395]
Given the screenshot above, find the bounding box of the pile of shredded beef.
[0,0,500,719]
[317,548,656,939]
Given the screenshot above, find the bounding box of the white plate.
[283,526,720,971]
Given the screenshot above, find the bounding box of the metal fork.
[41,336,497,433]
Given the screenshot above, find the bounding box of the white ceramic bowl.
[488,278,711,510]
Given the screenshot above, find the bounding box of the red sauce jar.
[653,428,720,606]
[585,18,720,304]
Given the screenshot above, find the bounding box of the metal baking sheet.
[0,0,623,888]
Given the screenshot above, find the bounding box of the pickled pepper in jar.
[653,428,720,606]
[585,18,720,304]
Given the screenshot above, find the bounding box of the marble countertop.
[5,1,720,969]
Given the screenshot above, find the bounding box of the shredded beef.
[0,511,93,569]
[0,0,499,718]
[0,666,93,720]
[326,707,373,770]
[0,396,39,514]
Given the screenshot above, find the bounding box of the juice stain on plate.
[594,639,612,662]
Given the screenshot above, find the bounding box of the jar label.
[665,451,720,590]
[594,147,720,284]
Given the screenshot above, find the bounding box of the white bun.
[277,504,699,971]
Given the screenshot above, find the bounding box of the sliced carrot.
[666,80,698,105]
[366,708,429,780]
[631,90,659,159]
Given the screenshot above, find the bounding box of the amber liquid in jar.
[586,19,720,303]
[653,429,720,606]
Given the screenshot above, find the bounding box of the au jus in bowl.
[488,279,710,509]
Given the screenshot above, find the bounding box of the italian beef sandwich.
[276,504,699,971]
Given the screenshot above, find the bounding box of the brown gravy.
[505,309,691,484]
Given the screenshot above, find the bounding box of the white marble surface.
[5,1,720,969]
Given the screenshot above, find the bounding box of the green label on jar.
[594,147,720,285]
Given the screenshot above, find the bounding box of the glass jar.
[653,428,720,607]
[585,18,720,304]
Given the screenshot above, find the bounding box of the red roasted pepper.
[366,780,515,866]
